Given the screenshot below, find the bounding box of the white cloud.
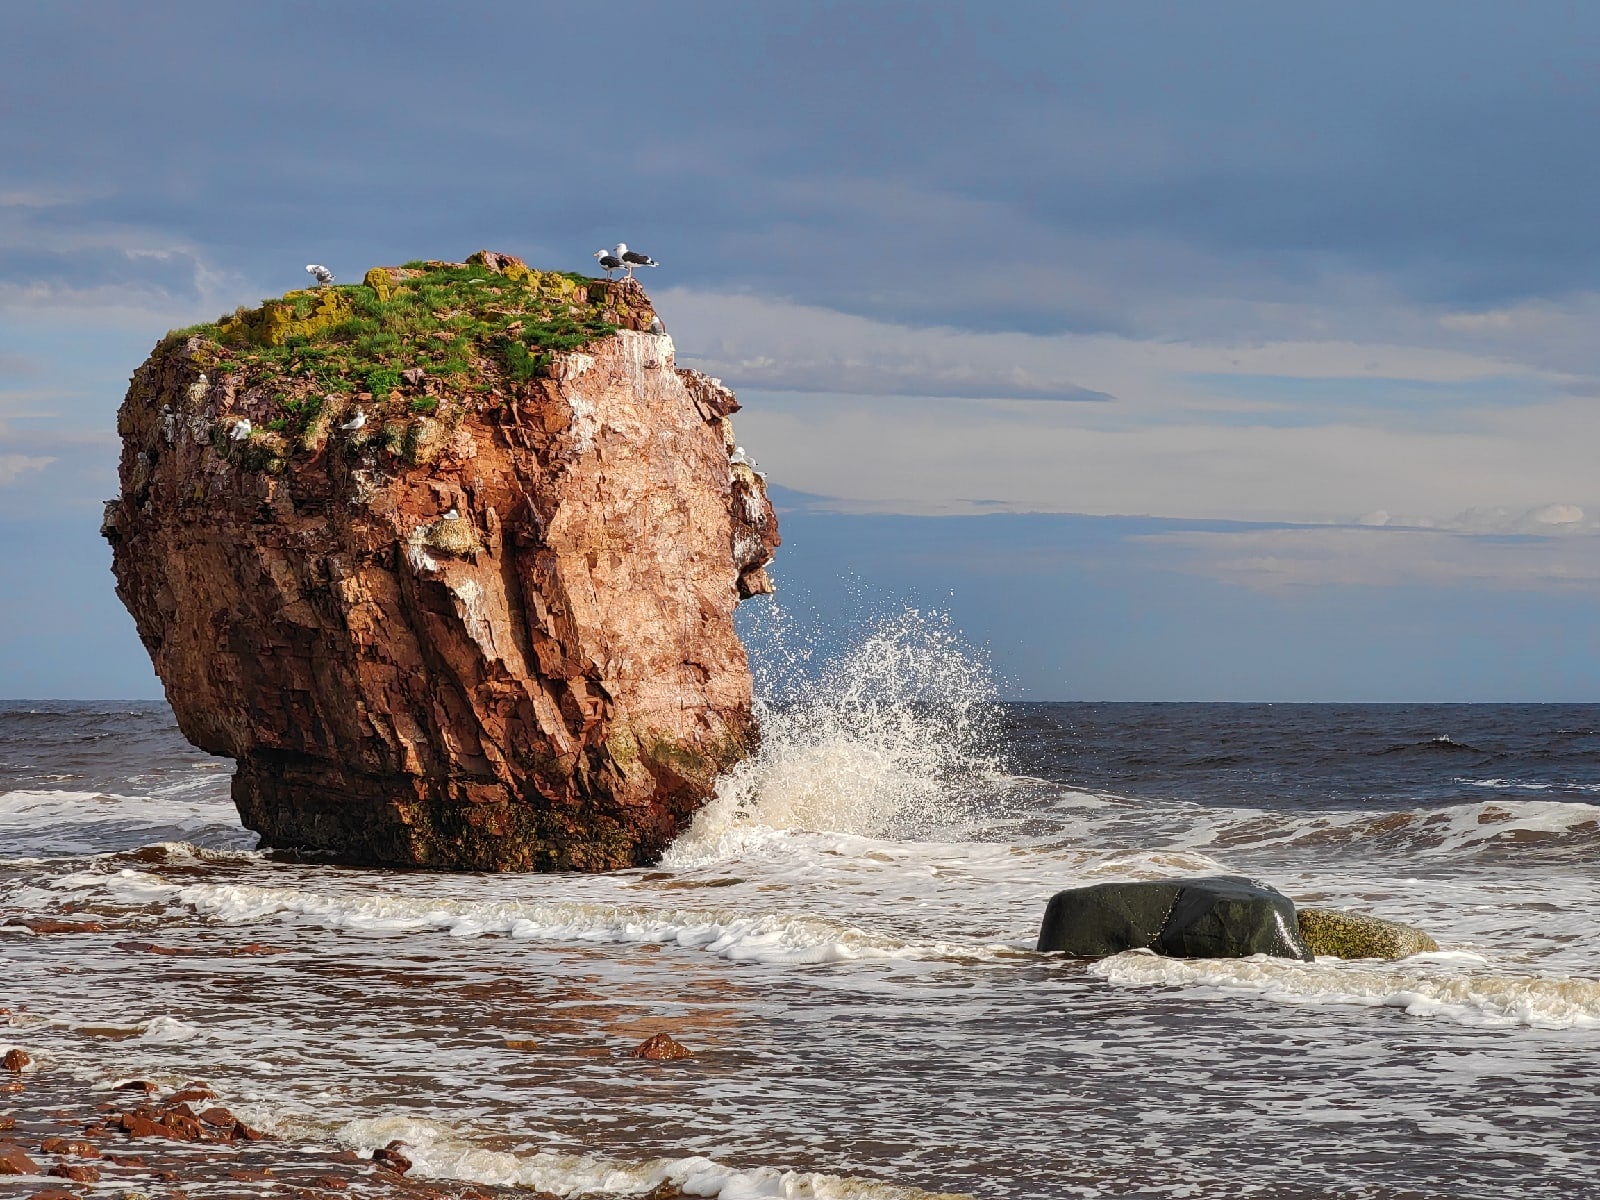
[0,454,56,486]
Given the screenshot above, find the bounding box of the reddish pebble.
[631,1032,692,1061]
[197,1106,234,1127]
[115,1080,158,1093]
[232,1119,265,1141]
[49,1162,101,1182]
[0,1083,23,1095]
[12,918,106,934]
[0,1140,41,1174]
[106,1153,146,1166]
[40,1137,98,1157]
[372,1142,412,1174]
[166,1086,215,1104]
[0,1049,30,1073]
[0,1116,12,1131]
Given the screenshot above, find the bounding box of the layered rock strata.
[106,255,777,870]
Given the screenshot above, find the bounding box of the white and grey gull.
[305,264,335,288]
[612,243,657,278]
[340,409,366,432]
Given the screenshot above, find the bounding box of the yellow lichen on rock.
[425,513,479,556]
[1297,907,1439,960]
[364,266,394,302]
[220,289,355,348]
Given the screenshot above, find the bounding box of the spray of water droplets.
[670,597,1006,852]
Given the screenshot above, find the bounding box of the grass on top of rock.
[163,259,617,431]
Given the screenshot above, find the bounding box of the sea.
[3,605,1599,1199]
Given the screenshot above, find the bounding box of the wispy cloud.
[0,453,56,487]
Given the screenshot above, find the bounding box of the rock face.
[106,255,778,870]
[1297,908,1438,960]
[1036,876,1313,961]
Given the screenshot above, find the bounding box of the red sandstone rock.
[107,265,778,871]
[0,1116,11,1131]
[8,919,105,935]
[372,1141,412,1174]
[49,1162,101,1182]
[166,1087,216,1104]
[1,1049,31,1073]
[114,1080,158,1093]
[0,1140,40,1174]
[0,1082,23,1095]
[631,1033,692,1061]
[28,1190,78,1200]
[105,1153,146,1166]
[232,1119,265,1141]
[40,1137,97,1157]
[197,1106,233,1127]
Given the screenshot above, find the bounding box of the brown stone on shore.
[40,1137,98,1157]
[0,1082,23,1094]
[106,262,777,872]
[28,1190,78,1200]
[1,1049,31,1073]
[115,1079,158,1093]
[111,940,197,956]
[0,1140,41,1174]
[105,1152,146,1166]
[8,918,106,935]
[631,1032,693,1061]
[167,1086,217,1104]
[197,1106,233,1127]
[49,1162,101,1182]
[0,1116,12,1131]
[372,1141,413,1174]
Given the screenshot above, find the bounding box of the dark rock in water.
[632,1032,692,1061]
[1037,876,1313,961]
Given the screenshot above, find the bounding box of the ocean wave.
[337,1115,973,1199]
[671,605,1005,853]
[1090,950,1600,1030]
[1154,797,1600,859]
[1457,777,1600,794]
[93,869,1013,966]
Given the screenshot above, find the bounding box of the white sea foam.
[1091,950,1600,1030]
[337,1116,973,1199]
[669,605,1004,862]
[95,869,1011,965]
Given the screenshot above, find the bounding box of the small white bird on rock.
[593,249,625,279]
[340,409,366,432]
[229,419,252,441]
[613,243,657,278]
[648,316,665,335]
[443,508,460,521]
[306,264,335,287]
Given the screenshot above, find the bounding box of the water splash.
[670,601,1004,854]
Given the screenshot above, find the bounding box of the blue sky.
[5,1,1600,700]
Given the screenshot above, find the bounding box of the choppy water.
[3,609,1600,1198]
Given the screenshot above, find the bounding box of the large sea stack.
[105,252,778,870]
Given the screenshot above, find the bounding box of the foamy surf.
[337,1116,974,1200]
[1090,950,1600,1030]
[88,869,1014,965]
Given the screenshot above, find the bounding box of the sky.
[5,1,1600,700]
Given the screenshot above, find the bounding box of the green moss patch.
[164,255,619,441]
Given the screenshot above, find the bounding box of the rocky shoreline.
[0,1062,689,1200]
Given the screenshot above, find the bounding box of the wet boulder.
[1037,875,1312,961]
[1297,907,1438,960]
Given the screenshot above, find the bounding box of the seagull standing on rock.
[613,243,657,278]
[593,249,625,279]
[340,409,366,432]
[306,264,335,288]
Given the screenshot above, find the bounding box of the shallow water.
[4,621,1600,1198]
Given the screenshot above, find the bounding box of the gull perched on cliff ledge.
[306,264,335,288]
[613,244,657,279]
[340,409,366,432]
[593,249,624,279]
